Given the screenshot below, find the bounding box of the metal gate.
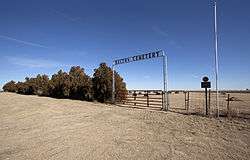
[119,90,165,110]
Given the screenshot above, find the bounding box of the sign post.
[112,64,115,104]
[201,76,211,115]
[112,50,169,111]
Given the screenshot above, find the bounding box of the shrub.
[114,73,127,102]
[2,64,127,103]
[15,76,48,95]
[23,77,37,95]
[34,74,50,96]
[49,70,71,98]
[3,80,17,92]
[16,81,31,94]
[92,63,127,102]
[69,66,92,100]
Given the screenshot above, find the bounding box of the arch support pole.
[162,51,169,111]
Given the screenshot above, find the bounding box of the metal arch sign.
[112,50,169,111]
[113,50,163,65]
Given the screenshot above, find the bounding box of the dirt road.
[0,93,249,160]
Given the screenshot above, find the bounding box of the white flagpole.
[214,0,219,117]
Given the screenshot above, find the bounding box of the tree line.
[2,63,127,103]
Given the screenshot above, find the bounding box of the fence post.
[187,91,190,114]
[162,91,164,110]
[133,91,136,106]
[184,91,187,110]
[227,94,231,118]
[205,88,208,115]
[146,91,149,107]
[208,89,211,115]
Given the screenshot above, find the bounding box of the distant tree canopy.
[49,70,71,98]
[92,63,127,102]
[2,64,126,103]
[69,66,92,100]
[35,74,50,96]
[3,80,17,92]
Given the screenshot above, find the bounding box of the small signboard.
[201,76,211,88]
[201,82,211,88]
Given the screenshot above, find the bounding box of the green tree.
[2,64,127,102]
[13,75,50,95]
[16,81,30,94]
[34,74,50,96]
[24,77,37,95]
[69,66,92,100]
[49,70,71,98]
[92,63,127,102]
[114,73,127,102]
[3,80,17,92]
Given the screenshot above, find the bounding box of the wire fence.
[118,90,250,119]
[168,91,250,118]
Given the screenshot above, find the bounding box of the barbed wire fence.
[119,90,250,119]
[169,91,250,119]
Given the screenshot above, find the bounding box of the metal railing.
[120,90,164,109]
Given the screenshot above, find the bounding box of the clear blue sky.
[0,0,250,90]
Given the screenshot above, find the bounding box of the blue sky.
[0,0,250,90]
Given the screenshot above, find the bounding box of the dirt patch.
[0,92,249,160]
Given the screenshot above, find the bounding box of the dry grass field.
[0,92,250,160]
[169,92,250,118]
[123,91,250,118]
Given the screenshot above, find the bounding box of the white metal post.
[162,55,166,110]
[112,64,115,104]
[214,1,219,117]
[166,54,169,110]
[162,51,169,111]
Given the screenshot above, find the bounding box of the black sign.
[201,82,211,88]
[113,51,163,65]
[201,76,211,116]
[202,76,209,82]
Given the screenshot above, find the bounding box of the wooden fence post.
[227,94,231,118]
[208,89,211,115]
[146,91,149,107]
[133,91,136,106]
[187,91,190,113]
[184,91,187,110]
[185,91,190,114]
[161,91,165,110]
